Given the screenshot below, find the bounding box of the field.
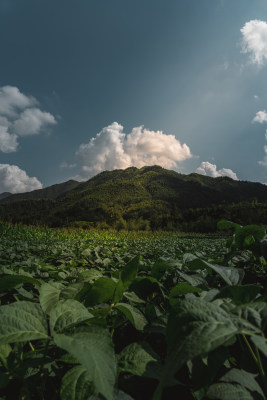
[0,222,266,400]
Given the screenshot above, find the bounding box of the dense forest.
[1,165,267,232]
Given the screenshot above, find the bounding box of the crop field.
[0,222,266,400]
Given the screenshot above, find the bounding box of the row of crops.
[0,222,266,399]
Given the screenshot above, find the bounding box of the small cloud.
[74,122,192,180]
[254,95,259,100]
[0,164,42,193]
[265,129,267,140]
[252,110,267,123]
[0,85,57,152]
[196,161,238,180]
[258,145,267,167]
[241,20,267,65]
[60,162,77,169]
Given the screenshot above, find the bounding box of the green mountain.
[1,165,267,231]
[0,179,79,203]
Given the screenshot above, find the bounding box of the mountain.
[0,192,12,200]
[0,165,267,231]
[0,180,79,203]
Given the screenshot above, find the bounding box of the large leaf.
[230,302,267,331]
[118,342,160,376]
[169,283,202,306]
[251,336,267,357]
[60,365,94,400]
[0,274,40,293]
[220,368,265,399]
[217,220,240,230]
[49,299,93,334]
[151,260,171,280]
[0,301,48,344]
[183,254,244,286]
[83,278,117,306]
[115,303,147,331]
[54,326,116,400]
[121,256,140,289]
[39,282,65,313]
[215,285,261,305]
[206,382,254,399]
[153,298,260,399]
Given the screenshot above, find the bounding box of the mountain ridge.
[0,165,267,231]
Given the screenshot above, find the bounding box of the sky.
[1,0,267,193]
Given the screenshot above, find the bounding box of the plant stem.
[242,334,258,365]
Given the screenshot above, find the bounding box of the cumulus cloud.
[75,122,192,180]
[12,108,56,136]
[241,20,267,65]
[252,110,267,123]
[0,126,18,153]
[196,162,238,180]
[0,85,57,152]
[0,164,42,193]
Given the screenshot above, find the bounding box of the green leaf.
[0,344,12,368]
[77,269,103,283]
[251,336,267,357]
[39,282,65,313]
[121,255,140,289]
[206,382,254,399]
[0,274,40,293]
[215,286,261,305]
[118,342,159,376]
[84,278,117,306]
[230,302,267,331]
[54,326,116,400]
[220,368,265,399]
[169,283,202,306]
[154,298,260,397]
[183,254,243,286]
[217,220,240,231]
[0,301,48,344]
[49,299,93,334]
[60,365,94,400]
[234,225,266,249]
[151,260,171,280]
[115,303,147,331]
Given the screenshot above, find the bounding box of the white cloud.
[265,129,267,140]
[75,122,192,180]
[252,110,267,123]
[0,86,37,117]
[60,162,77,169]
[241,20,267,65]
[0,85,57,152]
[0,126,18,153]
[258,145,267,167]
[196,161,238,180]
[0,164,42,193]
[254,95,259,99]
[12,108,56,136]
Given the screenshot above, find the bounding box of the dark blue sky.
[0,0,267,192]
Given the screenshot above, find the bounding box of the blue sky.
[1,0,267,192]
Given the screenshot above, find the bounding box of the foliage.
[0,221,266,399]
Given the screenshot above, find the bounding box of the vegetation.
[1,166,267,231]
[0,221,266,399]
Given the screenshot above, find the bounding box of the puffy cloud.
[241,20,267,65]
[252,110,267,123]
[0,164,42,193]
[0,86,37,117]
[0,126,18,153]
[75,122,192,180]
[258,145,267,167]
[12,108,56,136]
[196,162,238,180]
[0,85,57,152]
